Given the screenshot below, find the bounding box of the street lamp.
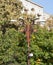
[19,17,39,65]
[10,17,39,65]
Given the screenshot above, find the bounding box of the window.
[24,8,28,12]
[31,8,35,11]
[37,13,41,17]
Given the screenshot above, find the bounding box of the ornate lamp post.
[25,23,31,65]
[11,17,39,65]
[19,17,39,65]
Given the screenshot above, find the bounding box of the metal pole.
[27,44,30,65]
[26,24,31,65]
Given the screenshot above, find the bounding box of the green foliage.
[0,28,27,65]
[0,0,23,24]
[0,25,53,65]
[30,27,53,65]
[0,0,53,65]
[0,26,53,65]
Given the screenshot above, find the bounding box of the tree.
[0,0,27,65]
[0,0,36,65]
[0,0,53,65]
[0,0,23,23]
[45,16,53,31]
[30,26,53,65]
[0,0,23,35]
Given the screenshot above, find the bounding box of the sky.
[32,0,53,15]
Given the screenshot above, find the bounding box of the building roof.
[26,0,43,8]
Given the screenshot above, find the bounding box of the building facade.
[20,0,50,26]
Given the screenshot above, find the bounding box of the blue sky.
[32,0,53,15]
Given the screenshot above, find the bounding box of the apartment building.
[20,0,50,26]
